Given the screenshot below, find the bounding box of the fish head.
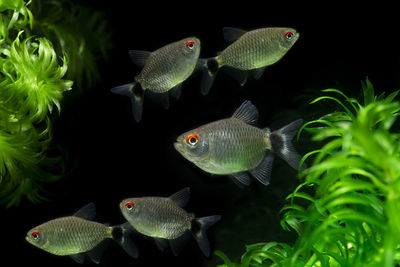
[120,198,143,221]
[277,27,300,49]
[179,37,201,60]
[25,224,48,250]
[174,128,210,164]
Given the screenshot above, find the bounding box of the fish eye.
[186,40,195,49]
[186,134,199,146]
[285,31,294,40]
[125,201,134,210]
[31,231,39,240]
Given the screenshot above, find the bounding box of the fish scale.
[26,203,139,263]
[219,28,284,70]
[205,118,267,173]
[131,198,192,239]
[38,216,111,255]
[120,188,221,257]
[174,101,304,186]
[111,37,201,122]
[136,39,199,93]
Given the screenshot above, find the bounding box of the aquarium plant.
[215,79,400,267]
[0,0,110,207]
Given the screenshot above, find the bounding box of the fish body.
[186,118,269,174]
[200,27,299,95]
[135,38,201,93]
[111,37,201,122]
[217,27,299,70]
[26,203,138,264]
[26,216,111,256]
[174,101,304,186]
[123,196,193,239]
[120,188,221,257]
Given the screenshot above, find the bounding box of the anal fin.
[251,67,266,80]
[231,172,251,186]
[249,153,275,186]
[70,253,86,264]
[168,231,191,256]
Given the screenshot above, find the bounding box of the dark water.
[2,2,399,267]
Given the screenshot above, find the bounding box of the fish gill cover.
[0,0,110,207]
[215,79,400,266]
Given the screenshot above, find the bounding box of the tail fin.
[110,82,144,122]
[198,57,219,96]
[270,119,306,171]
[191,215,221,257]
[112,222,139,259]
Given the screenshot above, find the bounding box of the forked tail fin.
[191,215,221,257]
[270,119,306,171]
[112,222,139,259]
[110,82,144,122]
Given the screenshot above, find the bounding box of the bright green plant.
[216,79,400,267]
[0,0,110,207]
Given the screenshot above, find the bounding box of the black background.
[2,2,400,267]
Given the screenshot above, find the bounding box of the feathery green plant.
[30,0,111,90]
[0,0,110,207]
[215,79,400,267]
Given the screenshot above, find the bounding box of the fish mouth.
[173,142,184,154]
[174,142,192,161]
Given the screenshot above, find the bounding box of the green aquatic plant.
[0,0,110,207]
[215,79,400,267]
[30,0,111,90]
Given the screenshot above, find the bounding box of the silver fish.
[111,37,201,122]
[174,100,305,186]
[119,187,221,257]
[25,203,138,264]
[200,27,299,95]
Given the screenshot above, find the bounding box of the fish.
[111,37,201,122]
[25,203,138,264]
[199,27,299,95]
[119,187,221,257]
[174,100,305,186]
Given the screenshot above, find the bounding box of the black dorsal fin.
[231,100,259,125]
[223,27,247,43]
[128,50,151,67]
[169,187,190,208]
[73,203,96,220]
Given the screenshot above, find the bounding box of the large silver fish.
[119,187,221,257]
[174,100,305,186]
[200,27,299,95]
[111,37,201,122]
[25,203,138,264]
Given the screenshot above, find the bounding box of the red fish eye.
[125,201,134,210]
[186,134,199,146]
[285,31,294,39]
[31,231,39,240]
[186,40,195,49]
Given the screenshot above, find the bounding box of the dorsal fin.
[223,27,247,43]
[73,203,96,220]
[169,187,190,208]
[128,50,151,67]
[232,100,259,125]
